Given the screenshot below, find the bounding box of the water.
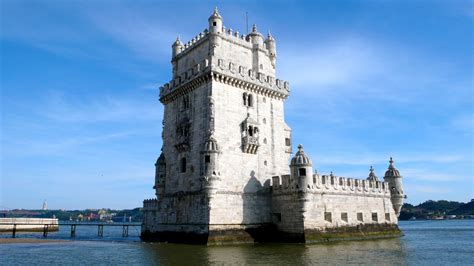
[1,220,473,265]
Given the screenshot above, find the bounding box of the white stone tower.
[142,8,404,244]
[144,8,292,243]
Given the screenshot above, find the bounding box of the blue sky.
[1,0,472,210]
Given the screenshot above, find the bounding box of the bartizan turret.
[208,7,223,34]
[265,31,277,68]
[200,132,220,194]
[154,153,166,199]
[383,157,405,216]
[367,166,379,182]
[171,37,183,59]
[290,144,313,191]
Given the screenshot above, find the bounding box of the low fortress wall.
[0,218,59,232]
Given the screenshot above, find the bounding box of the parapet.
[159,57,289,103]
[143,198,158,210]
[212,58,289,99]
[173,29,210,59]
[271,173,391,197]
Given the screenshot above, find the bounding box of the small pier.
[1,220,140,238]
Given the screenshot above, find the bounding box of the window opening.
[298,168,306,176]
[180,158,187,173]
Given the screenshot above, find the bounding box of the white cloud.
[278,36,383,89]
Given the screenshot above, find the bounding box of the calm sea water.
[1,220,473,265]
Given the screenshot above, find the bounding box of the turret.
[201,133,220,178]
[247,24,264,46]
[201,133,220,193]
[208,7,223,34]
[383,157,405,216]
[366,166,379,181]
[290,144,313,190]
[154,153,166,199]
[265,31,277,67]
[171,36,183,58]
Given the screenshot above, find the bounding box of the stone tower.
[383,157,405,216]
[142,8,404,245]
[146,8,292,243]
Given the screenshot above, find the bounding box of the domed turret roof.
[367,166,379,181]
[208,7,222,21]
[291,144,312,166]
[247,24,264,37]
[266,31,275,42]
[384,157,401,177]
[203,135,219,152]
[172,36,183,47]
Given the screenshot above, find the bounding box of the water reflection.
[3,221,473,265]
[139,238,407,265]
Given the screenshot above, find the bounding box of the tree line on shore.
[2,200,473,222]
[400,200,474,220]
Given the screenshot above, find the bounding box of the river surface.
[1,220,473,265]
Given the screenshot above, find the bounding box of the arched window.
[248,126,253,136]
[180,158,187,173]
[248,94,253,107]
[243,93,247,106]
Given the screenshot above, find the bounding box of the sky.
[1,0,473,210]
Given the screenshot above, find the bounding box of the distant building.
[42,200,48,211]
[142,8,405,244]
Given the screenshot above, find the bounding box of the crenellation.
[160,57,289,103]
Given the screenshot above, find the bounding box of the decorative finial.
[214,6,219,15]
[370,166,374,172]
[389,157,394,164]
[268,31,273,40]
[297,144,303,151]
[252,24,257,32]
[330,171,334,177]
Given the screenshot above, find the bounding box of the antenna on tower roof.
[246,12,249,34]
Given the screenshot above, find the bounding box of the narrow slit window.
[180,158,187,173]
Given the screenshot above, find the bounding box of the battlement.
[271,174,390,197]
[173,29,210,59]
[159,57,289,102]
[143,198,158,209]
[173,25,273,59]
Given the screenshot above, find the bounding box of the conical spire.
[384,157,401,177]
[267,31,274,41]
[173,36,183,46]
[367,166,379,181]
[252,24,258,32]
